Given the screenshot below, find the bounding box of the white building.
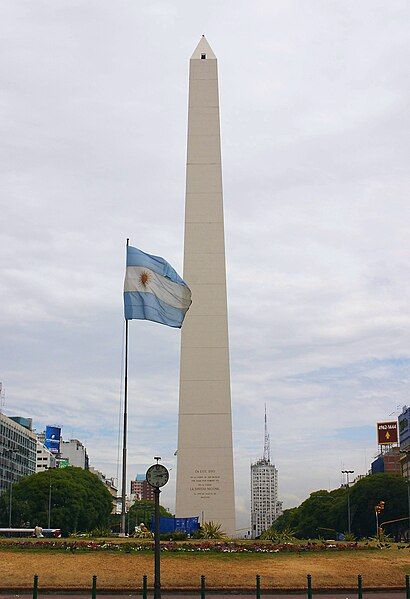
[89,467,118,498]
[36,441,56,472]
[250,410,283,538]
[60,439,88,469]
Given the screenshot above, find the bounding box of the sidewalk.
[0,592,404,598]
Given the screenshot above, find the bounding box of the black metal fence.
[29,573,410,598]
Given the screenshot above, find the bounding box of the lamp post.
[342,470,354,534]
[8,480,13,528]
[8,449,17,528]
[399,449,410,539]
[48,470,52,529]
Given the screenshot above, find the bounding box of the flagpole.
[120,238,130,536]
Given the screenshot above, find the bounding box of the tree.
[294,490,343,538]
[271,507,299,533]
[127,499,173,529]
[272,489,346,539]
[349,473,407,538]
[271,473,407,539]
[0,467,113,536]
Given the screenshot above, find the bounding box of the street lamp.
[399,449,410,539]
[8,449,17,528]
[8,480,13,528]
[374,501,385,538]
[342,470,354,534]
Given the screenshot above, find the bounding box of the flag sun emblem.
[139,271,151,288]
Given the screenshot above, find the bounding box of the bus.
[0,528,62,538]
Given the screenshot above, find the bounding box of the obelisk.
[175,36,235,536]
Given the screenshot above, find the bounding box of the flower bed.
[0,539,375,553]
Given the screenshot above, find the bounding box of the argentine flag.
[123,246,192,328]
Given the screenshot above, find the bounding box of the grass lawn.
[1,548,409,590]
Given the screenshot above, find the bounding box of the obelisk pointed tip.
[190,35,216,60]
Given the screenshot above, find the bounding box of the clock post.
[146,458,169,599]
[153,486,161,599]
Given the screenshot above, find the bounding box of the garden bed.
[0,538,373,553]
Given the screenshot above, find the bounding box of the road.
[0,592,405,598]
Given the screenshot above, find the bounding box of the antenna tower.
[0,382,5,414]
[263,404,270,463]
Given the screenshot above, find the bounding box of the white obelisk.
[175,36,235,536]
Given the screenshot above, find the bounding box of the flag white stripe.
[124,266,191,310]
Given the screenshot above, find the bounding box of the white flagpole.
[120,238,130,536]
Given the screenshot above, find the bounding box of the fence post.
[307,574,312,599]
[32,574,38,599]
[91,574,97,599]
[143,575,148,599]
[256,574,261,599]
[357,574,362,599]
[200,575,206,599]
[406,574,410,599]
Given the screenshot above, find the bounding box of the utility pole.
[342,470,354,534]
[399,449,410,539]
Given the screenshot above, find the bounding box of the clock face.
[146,464,169,488]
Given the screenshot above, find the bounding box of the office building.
[36,440,56,472]
[0,412,36,496]
[398,406,410,479]
[131,473,155,501]
[250,410,283,538]
[371,446,401,475]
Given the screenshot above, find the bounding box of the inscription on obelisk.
[175,36,235,536]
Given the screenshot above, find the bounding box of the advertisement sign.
[150,516,199,535]
[45,425,61,454]
[377,421,398,445]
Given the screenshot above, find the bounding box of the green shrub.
[260,527,296,543]
[197,521,226,539]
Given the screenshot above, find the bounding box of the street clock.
[146,463,169,488]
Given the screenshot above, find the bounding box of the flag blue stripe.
[127,246,186,286]
[124,291,186,328]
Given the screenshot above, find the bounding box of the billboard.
[45,426,61,454]
[377,421,398,445]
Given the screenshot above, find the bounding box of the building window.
[201,54,206,60]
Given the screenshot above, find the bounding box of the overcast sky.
[1,1,410,530]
